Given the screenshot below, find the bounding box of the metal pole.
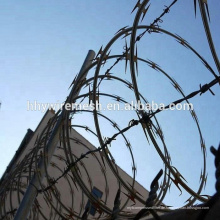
[14,50,95,220]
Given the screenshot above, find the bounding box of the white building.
[0,110,152,219]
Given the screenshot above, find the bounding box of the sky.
[0,0,220,209]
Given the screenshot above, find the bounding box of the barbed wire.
[38,118,140,193]
[0,0,219,219]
